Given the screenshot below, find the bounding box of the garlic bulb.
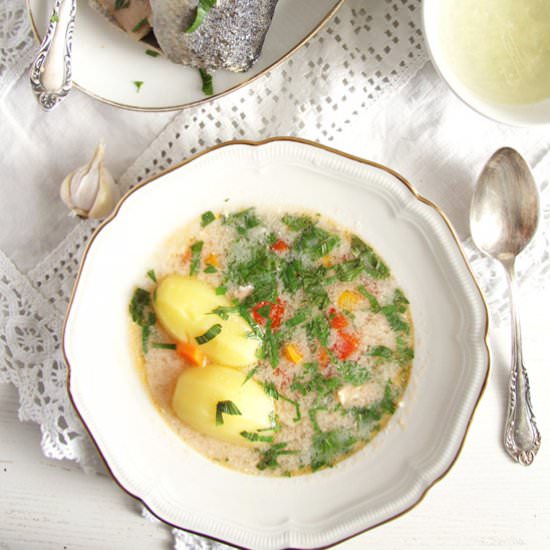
[60,143,118,219]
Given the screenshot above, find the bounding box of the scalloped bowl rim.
[63,138,489,549]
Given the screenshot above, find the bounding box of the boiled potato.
[154,275,259,367]
[172,365,274,446]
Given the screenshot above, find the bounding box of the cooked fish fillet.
[90,0,153,40]
[149,0,279,72]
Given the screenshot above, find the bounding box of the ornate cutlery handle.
[29,0,77,111]
[503,262,541,465]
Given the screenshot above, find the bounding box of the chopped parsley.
[151,342,177,350]
[133,80,144,93]
[293,225,339,260]
[336,360,370,386]
[240,431,274,443]
[311,429,357,471]
[201,210,216,227]
[204,265,217,274]
[131,17,148,33]
[199,68,213,96]
[257,442,299,471]
[114,0,130,10]
[145,49,160,58]
[306,314,330,347]
[195,323,222,345]
[189,241,203,275]
[146,269,157,283]
[185,0,217,33]
[281,214,313,231]
[129,287,156,353]
[50,14,59,23]
[350,235,389,279]
[210,305,239,320]
[242,366,258,385]
[223,207,261,235]
[263,382,300,421]
[352,382,397,429]
[215,400,242,425]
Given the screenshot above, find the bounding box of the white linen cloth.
[1,1,549,548]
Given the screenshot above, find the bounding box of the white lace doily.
[1,1,549,548]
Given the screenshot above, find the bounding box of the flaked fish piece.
[149,0,279,72]
[337,382,384,410]
[90,0,153,40]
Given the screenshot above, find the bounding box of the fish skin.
[149,0,279,72]
[90,0,153,40]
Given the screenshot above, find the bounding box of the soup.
[129,208,414,476]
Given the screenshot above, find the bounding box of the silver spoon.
[470,147,541,465]
[29,0,77,111]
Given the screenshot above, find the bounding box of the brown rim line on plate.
[26,1,344,112]
[62,137,490,549]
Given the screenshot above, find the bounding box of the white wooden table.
[2,288,549,549]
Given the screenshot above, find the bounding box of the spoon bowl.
[470,147,541,465]
[471,148,539,261]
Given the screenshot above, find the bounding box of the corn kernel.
[338,290,362,310]
[321,256,333,268]
[205,253,220,267]
[283,344,303,364]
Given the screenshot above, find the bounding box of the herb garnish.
[50,14,59,23]
[131,17,148,32]
[189,241,204,275]
[201,210,216,227]
[151,342,177,350]
[306,314,330,347]
[257,442,299,470]
[129,287,156,353]
[145,49,160,58]
[294,225,339,260]
[240,431,274,443]
[351,382,396,429]
[263,382,301,421]
[350,236,389,279]
[223,207,261,235]
[336,360,370,386]
[133,80,144,93]
[204,265,217,274]
[311,429,357,471]
[146,269,157,283]
[215,400,242,425]
[114,0,130,10]
[185,0,217,33]
[215,285,227,295]
[242,365,258,385]
[195,323,222,345]
[290,362,342,399]
[199,68,213,96]
[282,214,313,231]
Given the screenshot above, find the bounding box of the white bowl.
[63,138,489,549]
[423,0,550,126]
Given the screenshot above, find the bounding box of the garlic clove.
[88,165,117,219]
[60,143,119,220]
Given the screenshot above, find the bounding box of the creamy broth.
[130,208,414,476]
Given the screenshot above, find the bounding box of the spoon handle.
[503,261,541,465]
[29,0,77,111]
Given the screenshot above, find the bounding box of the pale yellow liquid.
[438,0,550,105]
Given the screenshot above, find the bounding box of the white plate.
[63,138,489,549]
[27,0,342,111]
